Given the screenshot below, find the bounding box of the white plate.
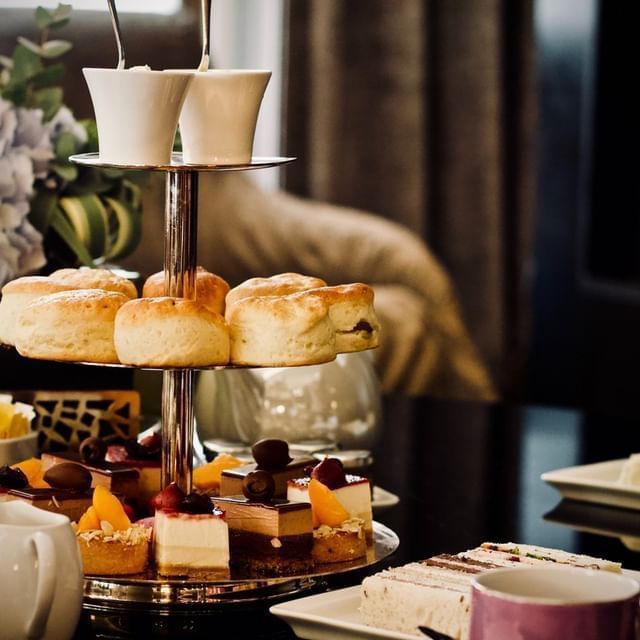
[270,570,640,640]
[270,585,416,640]
[541,459,640,510]
[372,486,400,513]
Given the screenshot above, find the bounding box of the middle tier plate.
[70,152,295,172]
[83,521,399,611]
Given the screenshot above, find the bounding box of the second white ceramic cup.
[83,67,194,166]
[178,69,271,165]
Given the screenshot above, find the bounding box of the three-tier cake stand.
[66,152,399,613]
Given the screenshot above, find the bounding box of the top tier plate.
[69,152,296,172]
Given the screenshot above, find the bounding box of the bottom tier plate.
[83,521,398,613]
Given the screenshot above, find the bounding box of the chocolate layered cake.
[6,487,93,523]
[1,461,93,522]
[41,450,139,501]
[216,491,314,576]
[360,543,623,639]
[219,438,313,498]
[105,433,162,503]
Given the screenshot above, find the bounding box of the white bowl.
[0,431,38,466]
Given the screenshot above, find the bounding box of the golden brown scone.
[50,267,138,299]
[142,266,230,315]
[225,272,327,311]
[0,276,79,346]
[114,297,230,367]
[307,283,380,353]
[226,290,336,366]
[14,289,128,363]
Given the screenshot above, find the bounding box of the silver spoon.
[197,0,212,71]
[106,0,126,69]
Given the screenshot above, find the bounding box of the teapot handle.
[25,531,57,640]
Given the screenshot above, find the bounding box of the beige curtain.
[284,0,536,395]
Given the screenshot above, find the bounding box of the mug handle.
[25,531,57,640]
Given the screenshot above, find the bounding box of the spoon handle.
[418,626,455,640]
[198,0,212,71]
[106,0,126,69]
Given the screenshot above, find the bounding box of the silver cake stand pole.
[161,170,199,492]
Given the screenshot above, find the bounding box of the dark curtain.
[283,0,536,396]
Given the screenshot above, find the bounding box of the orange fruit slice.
[12,458,50,488]
[308,478,348,527]
[192,454,243,491]
[77,505,101,532]
[92,485,131,531]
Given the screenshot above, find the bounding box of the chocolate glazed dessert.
[215,440,315,577]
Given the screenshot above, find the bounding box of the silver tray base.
[83,522,398,613]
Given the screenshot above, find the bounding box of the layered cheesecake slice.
[287,457,373,541]
[152,483,229,577]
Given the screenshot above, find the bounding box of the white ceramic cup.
[83,67,194,165]
[178,69,271,165]
[0,502,83,640]
[469,566,640,640]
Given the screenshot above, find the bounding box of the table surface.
[76,395,640,639]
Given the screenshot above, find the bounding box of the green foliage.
[0,3,145,268]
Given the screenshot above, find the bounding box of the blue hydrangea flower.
[0,97,52,285]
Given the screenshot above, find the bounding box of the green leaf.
[104,196,142,260]
[59,194,110,259]
[80,119,98,152]
[101,168,125,180]
[50,161,78,182]
[28,190,58,234]
[31,86,63,120]
[40,40,72,59]
[16,37,42,57]
[35,6,54,30]
[31,62,65,88]
[51,4,72,24]
[66,170,112,196]
[55,131,78,161]
[10,44,41,83]
[49,206,96,267]
[1,84,27,105]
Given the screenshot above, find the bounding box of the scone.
[226,290,336,366]
[143,266,230,315]
[14,289,128,363]
[50,267,138,299]
[225,272,327,310]
[0,276,78,346]
[307,283,380,353]
[114,296,230,367]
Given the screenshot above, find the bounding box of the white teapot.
[0,502,83,640]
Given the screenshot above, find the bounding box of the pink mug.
[469,566,639,640]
